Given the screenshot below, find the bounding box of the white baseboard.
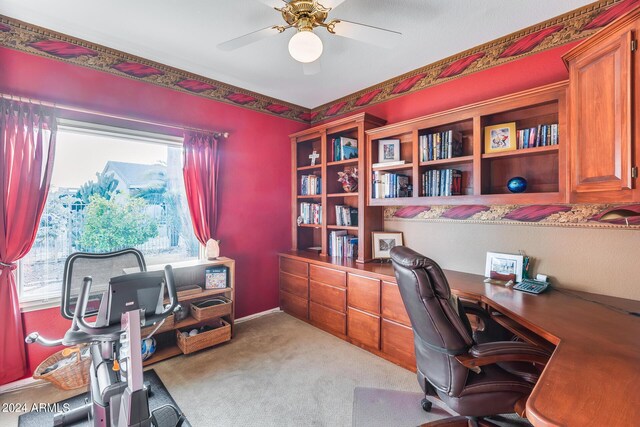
[235,307,282,324]
[0,377,44,395]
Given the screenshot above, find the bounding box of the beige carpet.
[1,312,425,426]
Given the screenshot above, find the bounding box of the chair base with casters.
[390,246,550,426]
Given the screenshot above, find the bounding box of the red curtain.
[183,133,220,245]
[0,100,56,385]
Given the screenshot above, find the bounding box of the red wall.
[0,46,306,375]
[1,39,576,378]
[321,43,578,125]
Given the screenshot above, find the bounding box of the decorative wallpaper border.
[0,0,635,124]
[309,0,637,123]
[384,203,640,230]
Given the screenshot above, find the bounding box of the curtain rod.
[0,93,229,139]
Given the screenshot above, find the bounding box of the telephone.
[513,278,550,295]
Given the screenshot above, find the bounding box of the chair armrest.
[455,341,551,368]
[460,301,491,321]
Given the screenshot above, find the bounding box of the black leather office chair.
[390,246,550,427]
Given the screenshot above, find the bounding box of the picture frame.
[484,252,524,283]
[372,231,404,259]
[484,122,517,154]
[378,139,400,163]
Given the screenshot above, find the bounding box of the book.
[205,265,229,289]
[339,137,358,160]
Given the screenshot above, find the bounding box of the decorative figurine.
[337,167,358,193]
[507,176,527,193]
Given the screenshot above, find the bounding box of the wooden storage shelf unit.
[290,113,386,263]
[366,82,568,206]
[142,258,235,366]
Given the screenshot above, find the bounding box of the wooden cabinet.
[290,113,385,262]
[381,281,411,326]
[347,307,381,350]
[381,319,416,367]
[564,9,640,202]
[280,253,417,370]
[347,274,380,314]
[279,257,309,320]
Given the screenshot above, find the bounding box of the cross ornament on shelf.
[309,150,320,166]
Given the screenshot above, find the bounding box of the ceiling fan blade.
[332,20,401,49]
[320,0,348,9]
[256,0,289,8]
[303,59,322,75]
[218,26,286,51]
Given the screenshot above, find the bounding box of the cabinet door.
[568,28,634,198]
[348,274,380,314]
[347,307,380,350]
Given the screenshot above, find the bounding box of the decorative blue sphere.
[507,177,527,193]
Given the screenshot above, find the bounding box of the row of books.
[299,202,321,225]
[335,205,358,227]
[420,130,463,162]
[422,169,463,197]
[332,136,358,162]
[328,230,358,258]
[300,174,321,195]
[372,171,411,199]
[517,124,558,149]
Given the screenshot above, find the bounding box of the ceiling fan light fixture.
[288,30,323,63]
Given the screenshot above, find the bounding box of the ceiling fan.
[218,0,402,67]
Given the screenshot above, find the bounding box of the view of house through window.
[19,123,200,302]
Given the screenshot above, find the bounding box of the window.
[18,120,200,304]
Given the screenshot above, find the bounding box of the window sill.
[20,298,60,313]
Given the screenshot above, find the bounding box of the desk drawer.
[310,280,346,313]
[310,302,346,335]
[381,281,411,326]
[381,319,415,367]
[348,274,380,314]
[280,272,308,299]
[310,264,346,288]
[280,291,308,320]
[280,257,308,277]
[348,307,380,350]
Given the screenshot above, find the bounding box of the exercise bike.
[26,249,186,427]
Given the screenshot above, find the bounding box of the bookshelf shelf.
[372,163,414,172]
[327,225,358,231]
[327,192,358,198]
[290,113,386,262]
[297,164,322,171]
[327,159,358,167]
[366,81,568,206]
[419,155,474,167]
[481,145,559,160]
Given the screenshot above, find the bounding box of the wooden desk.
[279,251,640,426]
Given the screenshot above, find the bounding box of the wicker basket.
[176,319,231,354]
[190,297,232,321]
[33,347,91,390]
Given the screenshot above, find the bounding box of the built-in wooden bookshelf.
[290,113,386,263]
[366,81,567,206]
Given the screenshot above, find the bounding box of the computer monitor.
[105,270,165,327]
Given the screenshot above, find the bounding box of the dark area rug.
[18,370,189,427]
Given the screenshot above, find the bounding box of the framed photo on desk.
[485,252,523,282]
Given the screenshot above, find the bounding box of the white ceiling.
[0,0,594,108]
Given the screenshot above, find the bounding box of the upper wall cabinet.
[563,8,640,203]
